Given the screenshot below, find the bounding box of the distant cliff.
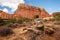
[0,10,13,19]
[0,4,50,19]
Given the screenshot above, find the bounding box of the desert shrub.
[36,31,44,40]
[36,31,44,36]
[52,12,60,21]
[25,29,36,40]
[36,25,44,31]
[17,18,32,24]
[17,19,23,24]
[54,21,60,25]
[0,19,4,23]
[0,17,32,26]
[6,18,17,24]
[22,18,31,22]
[43,19,47,22]
[0,19,5,26]
[0,27,14,36]
[4,18,32,24]
[7,23,18,28]
[26,29,44,40]
[45,28,55,36]
[48,18,55,22]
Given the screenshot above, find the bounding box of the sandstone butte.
[0,4,51,19]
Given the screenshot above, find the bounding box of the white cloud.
[3,8,8,13]
[0,0,24,3]
[0,0,25,13]
[49,8,52,10]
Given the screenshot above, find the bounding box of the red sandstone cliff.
[0,10,13,19]
[0,4,50,19]
[14,4,50,19]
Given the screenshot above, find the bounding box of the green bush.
[43,19,47,22]
[52,12,60,21]
[17,19,23,24]
[48,18,55,22]
[6,18,17,24]
[0,18,32,25]
[17,18,32,24]
[0,18,5,26]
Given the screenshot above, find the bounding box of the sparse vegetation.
[7,23,18,28]
[17,18,32,24]
[43,19,48,22]
[0,27,14,37]
[25,29,36,40]
[36,25,44,31]
[0,17,32,26]
[45,28,55,36]
[6,18,17,24]
[0,18,5,26]
[0,17,60,40]
[52,12,60,21]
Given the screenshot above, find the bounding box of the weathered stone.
[0,4,50,19]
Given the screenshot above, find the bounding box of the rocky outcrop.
[0,10,21,19]
[0,4,51,19]
[14,4,50,19]
[0,10,13,19]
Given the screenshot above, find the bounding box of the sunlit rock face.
[0,4,50,19]
[0,10,13,19]
[14,4,50,19]
[0,10,21,19]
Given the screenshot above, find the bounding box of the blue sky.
[0,0,60,14]
[25,0,60,14]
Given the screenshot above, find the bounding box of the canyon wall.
[0,4,50,19]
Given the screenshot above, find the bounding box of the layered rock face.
[14,4,50,19]
[0,10,13,19]
[0,10,21,19]
[0,4,50,19]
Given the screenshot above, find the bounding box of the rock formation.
[0,10,13,19]
[0,4,50,19]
